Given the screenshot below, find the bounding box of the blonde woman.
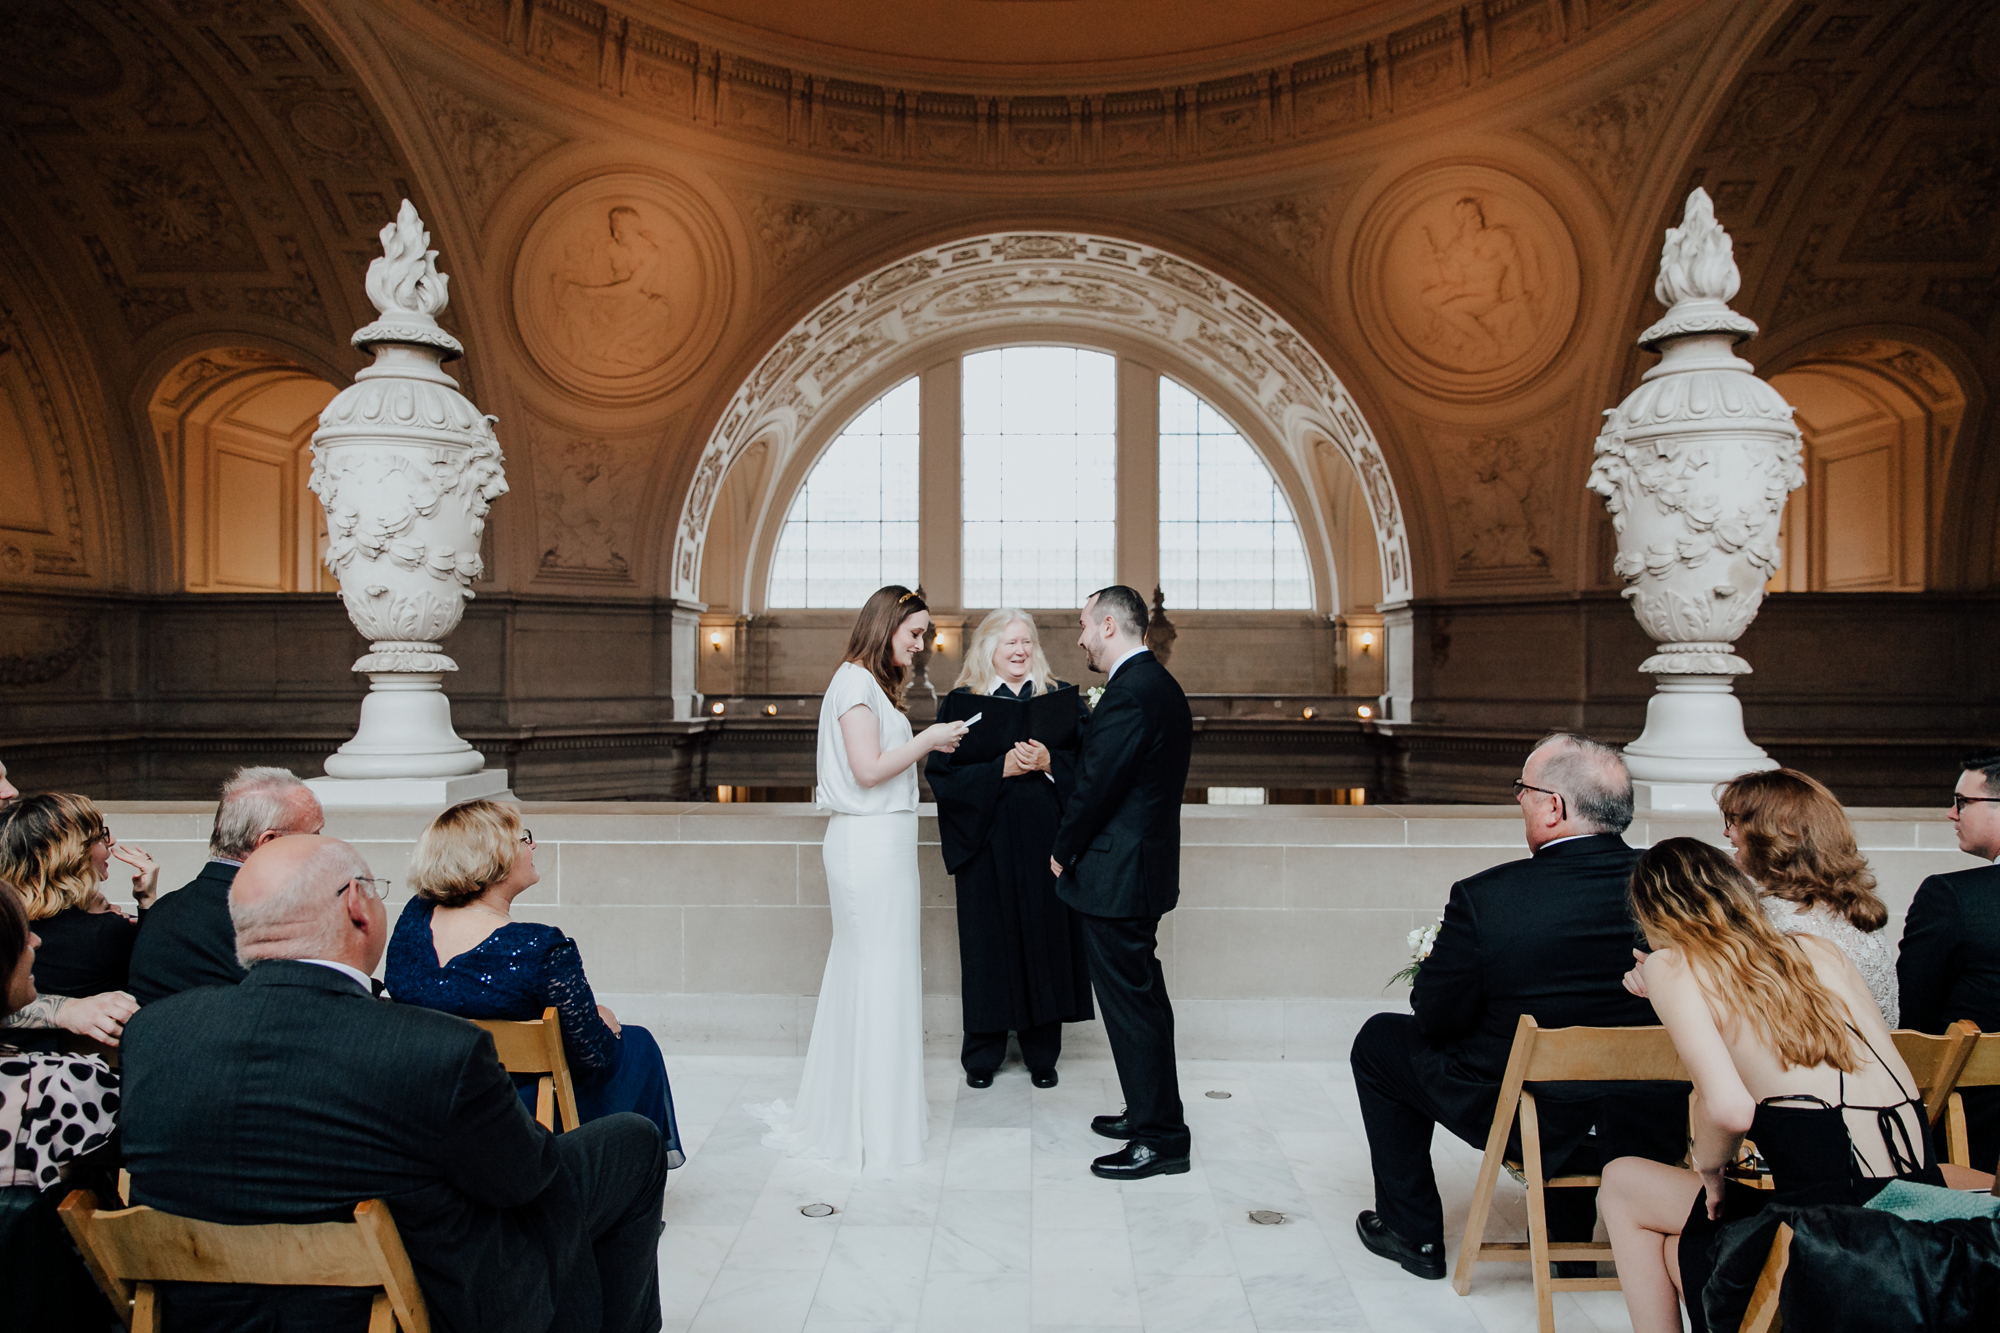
[384,798,681,1163]
[752,585,968,1173]
[927,609,1093,1087]
[0,792,157,1047]
[1600,838,1941,1333]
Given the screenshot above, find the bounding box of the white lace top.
[1760,896,1899,1028]
[815,662,916,816]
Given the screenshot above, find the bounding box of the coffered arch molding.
[1758,321,1992,592]
[667,231,1412,611]
[714,322,1360,617]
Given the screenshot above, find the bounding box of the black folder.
[937,685,1081,763]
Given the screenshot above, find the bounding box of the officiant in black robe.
[927,627,1095,1089]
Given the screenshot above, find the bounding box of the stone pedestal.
[307,770,513,809]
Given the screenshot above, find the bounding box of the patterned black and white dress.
[1,1046,121,1329]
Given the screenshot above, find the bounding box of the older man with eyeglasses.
[1899,749,2000,1173]
[121,833,669,1333]
[1349,733,1689,1282]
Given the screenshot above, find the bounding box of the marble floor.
[653,1054,1645,1333]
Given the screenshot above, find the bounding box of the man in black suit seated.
[1050,585,1196,1182]
[1351,734,1683,1280]
[121,834,667,1333]
[1899,749,2000,1172]
[128,766,325,1004]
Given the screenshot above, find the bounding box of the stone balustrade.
[98,802,1979,1060]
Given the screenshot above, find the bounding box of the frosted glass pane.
[961,346,1117,608]
[1157,376,1312,610]
[767,377,921,607]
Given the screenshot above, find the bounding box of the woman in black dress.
[1599,838,1943,1333]
[927,609,1093,1088]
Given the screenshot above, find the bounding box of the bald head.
[231,834,383,973]
[1522,734,1634,845]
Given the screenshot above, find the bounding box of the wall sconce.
[1301,706,1316,720]
[709,631,724,651]
[764,704,778,716]
[710,701,725,715]
[1356,704,1374,720]
[934,632,950,653]
[1360,631,1375,653]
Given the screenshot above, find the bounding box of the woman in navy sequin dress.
[385,800,682,1165]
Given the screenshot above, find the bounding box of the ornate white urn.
[1587,189,1805,810]
[307,202,511,803]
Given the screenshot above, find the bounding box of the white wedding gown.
[748,662,929,1173]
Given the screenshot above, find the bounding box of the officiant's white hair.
[953,609,1057,696]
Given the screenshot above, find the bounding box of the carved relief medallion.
[513,173,729,402]
[1352,166,1580,400]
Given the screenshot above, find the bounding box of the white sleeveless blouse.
[815,661,916,816]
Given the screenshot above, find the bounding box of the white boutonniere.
[1085,686,1105,711]
[1388,914,1443,988]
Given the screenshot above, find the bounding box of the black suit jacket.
[128,861,247,1004]
[122,961,584,1333]
[1412,833,1657,1084]
[1899,863,2000,1033]
[1049,652,1194,919]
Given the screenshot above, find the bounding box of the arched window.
[767,376,920,607]
[961,346,1117,608]
[1158,376,1311,608]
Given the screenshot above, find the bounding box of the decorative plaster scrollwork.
[668,231,1412,604]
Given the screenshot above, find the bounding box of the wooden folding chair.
[1943,1027,2000,1169]
[1890,1020,1980,1132]
[58,1190,429,1333]
[1454,1016,1690,1333]
[1735,1221,1793,1333]
[472,1006,581,1132]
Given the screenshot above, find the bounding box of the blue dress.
[384,899,682,1165]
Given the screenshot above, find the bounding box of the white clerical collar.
[1107,646,1149,682]
[297,958,374,993]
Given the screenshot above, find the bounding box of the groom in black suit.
[1050,585,1195,1180]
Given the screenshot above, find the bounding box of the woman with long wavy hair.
[1600,837,1941,1333]
[749,586,969,1172]
[1718,767,1897,1023]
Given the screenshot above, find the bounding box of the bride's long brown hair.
[1629,837,1861,1072]
[842,585,927,713]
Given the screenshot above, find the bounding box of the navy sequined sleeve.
[384,897,621,1072]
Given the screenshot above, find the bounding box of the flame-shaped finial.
[349,200,464,360]
[1636,188,1758,350]
[365,200,450,321]
[1654,189,1740,309]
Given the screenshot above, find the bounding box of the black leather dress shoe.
[965,1069,995,1089]
[1091,1112,1133,1140]
[1355,1211,1445,1280]
[1090,1142,1191,1180]
[1030,1067,1058,1088]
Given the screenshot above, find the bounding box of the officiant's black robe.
[928,682,1095,1051]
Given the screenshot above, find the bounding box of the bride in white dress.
[751,586,969,1172]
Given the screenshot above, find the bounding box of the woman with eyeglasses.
[0,792,158,1049]
[383,798,681,1161]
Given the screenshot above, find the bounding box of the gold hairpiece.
[897,590,917,603]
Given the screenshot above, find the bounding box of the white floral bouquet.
[1085,686,1105,710]
[1389,915,1443,988]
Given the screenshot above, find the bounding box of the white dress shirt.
[1106,645,1150,683]
[297,958,374,994]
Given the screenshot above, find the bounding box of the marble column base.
[1631,778,1722,812]
[306,768,513,809]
